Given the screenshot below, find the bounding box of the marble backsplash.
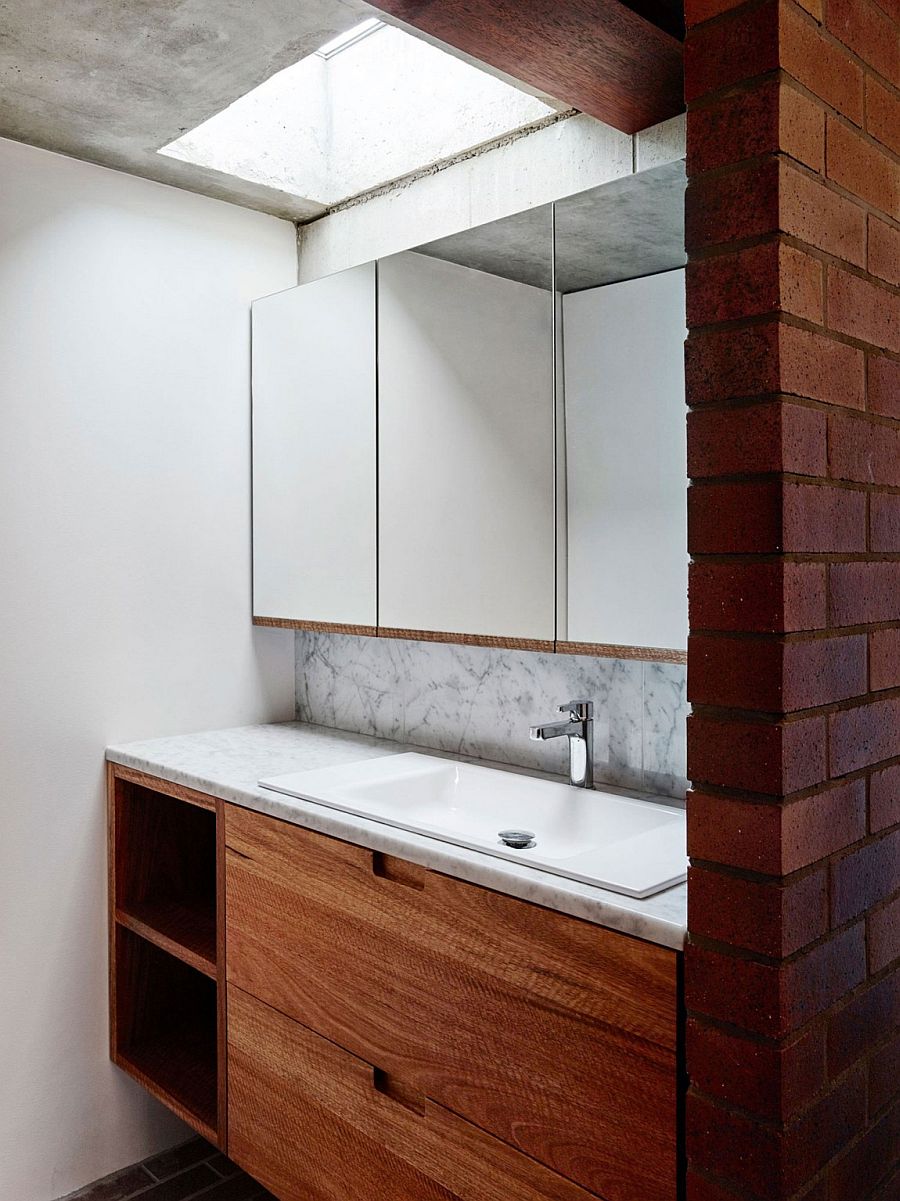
[295,632,689,800]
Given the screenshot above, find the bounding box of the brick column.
[684,0,900,1196]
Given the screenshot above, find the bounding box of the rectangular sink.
[259,753,686,899]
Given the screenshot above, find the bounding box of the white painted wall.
[0,136,297,1201]
[378,253,555,640]
[562,269,688,651]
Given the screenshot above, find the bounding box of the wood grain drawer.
[228,985,601,1201]
[225,804,679,1201]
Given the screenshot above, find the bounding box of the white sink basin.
[259,753,686,899]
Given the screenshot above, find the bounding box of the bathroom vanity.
[107,724,685,1201]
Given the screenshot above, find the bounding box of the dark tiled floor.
[57,1138,275,1201]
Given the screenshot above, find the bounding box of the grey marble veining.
[106,722,687,949]
[642,661,690,800]
[296,632,688,799]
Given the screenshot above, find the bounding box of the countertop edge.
[106,728,687,952]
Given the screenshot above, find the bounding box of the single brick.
[830,562,900,625]
[827,265,900,354]
[869,215,900,289]
[685,321,865,408]
[689,560,827,633]
[687,240,823,326]
[688,712,827,794]
[871,628,900,691]
[828,411,900,486]
[871,493,900,551]
[684,0,780,104]
[782,482,867,553]
[871,763,900,832]
[831,827,900,924]
[780,0,865,123]
[689,863,828,955]
[827,0,900,86]
[779,323,866,407]
[687,401,827,479]
[869,354,900,419]
[868,77,900,157]
[780,159,867,269]
[689,632,868,711]
[829,696,900,776]
[869,1030,900,1115]
[686,161,780,251]
[869,893,900,974]
[687,780,867,873]
[827,117,900,217]
[686,78,824,175]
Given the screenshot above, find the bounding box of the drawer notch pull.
[372,852,427,891]
[373,1068,427,1116]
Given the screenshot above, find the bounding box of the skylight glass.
[158,22,559,209]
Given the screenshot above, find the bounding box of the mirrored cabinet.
[252,161,687,658]
[555,165,688,654]
[252,263,377,632]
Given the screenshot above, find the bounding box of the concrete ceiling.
[0,0,380,221]
[417,160,687,293]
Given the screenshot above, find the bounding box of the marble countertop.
[106,721,687,950]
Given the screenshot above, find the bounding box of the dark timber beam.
[369,0,684,133]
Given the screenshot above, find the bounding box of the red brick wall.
[684,0,900,1195]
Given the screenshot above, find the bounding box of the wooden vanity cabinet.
[224,805,680,1201]
[109,767,681,1201]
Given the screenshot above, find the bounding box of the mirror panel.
[377,208,555,644]
[555,163,688,653]
[251,263,377,628]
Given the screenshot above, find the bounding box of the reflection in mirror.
[377,205,556,645]
[555,163,688,653]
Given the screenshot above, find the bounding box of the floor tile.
[203,1156,242,1180]
[142,1139,218,1183]
[57,1165,154,1201]
[137,1163,220,1201]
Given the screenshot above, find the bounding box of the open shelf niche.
[109,766,223,1146]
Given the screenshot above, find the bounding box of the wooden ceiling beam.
[369,0,684,134]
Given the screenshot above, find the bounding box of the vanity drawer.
[224,804,679,1201]
[227,985,599,1201]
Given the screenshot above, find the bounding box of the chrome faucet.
[529,700,594,789]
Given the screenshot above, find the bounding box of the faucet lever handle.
[558,700,594,720]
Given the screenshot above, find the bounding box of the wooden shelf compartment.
[112,927,219,1143]
[112,774,217,973]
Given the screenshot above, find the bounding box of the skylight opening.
[158,22,562,209]
[316,18,385,59]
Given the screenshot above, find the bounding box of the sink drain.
[498,829,537,850]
